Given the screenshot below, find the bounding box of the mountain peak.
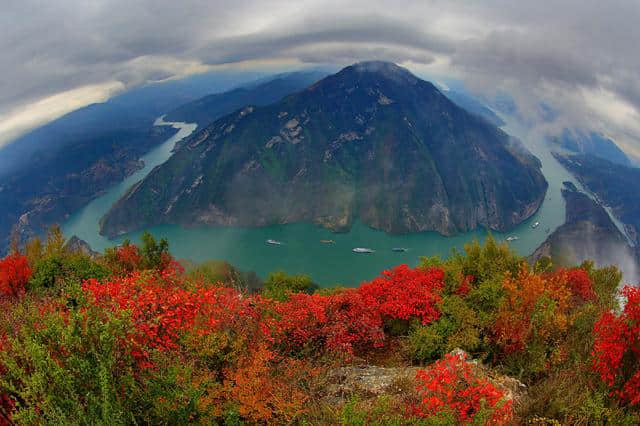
[338,61,419,85]
[101,63,548,239]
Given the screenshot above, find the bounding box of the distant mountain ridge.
[530,182,639,284]
[552,130,632,167]
[0,71,265,178]
[165,70,330,128]
[554,153,640,245]
[100,61,548,238]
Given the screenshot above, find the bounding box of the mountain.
[165,70,329,128]
[100,61,548,238]
[551,130,632,166]
[530,182,639,283]
[554,153,640,245]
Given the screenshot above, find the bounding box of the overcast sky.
[2,0,640,158]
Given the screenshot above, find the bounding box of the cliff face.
[100,61,548,238]
[530,183,639,283]
[0,125,177,254]
[554,153,640,246]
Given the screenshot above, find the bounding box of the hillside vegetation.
[0,229,638,424]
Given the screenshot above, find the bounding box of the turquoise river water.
[62,114,583,285]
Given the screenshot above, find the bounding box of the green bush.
[28,257,64,289]
[262,271,314,301]
[29,255,109,291]
[186,260,263,292]
[0,289,199,424]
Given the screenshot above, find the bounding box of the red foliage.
[83,267,263,367]
[415,353,513,425]
[563,268,596,302]
[271,265,445,355]
[272,289,384,354]
[0,253,31,298]
[114,244,143,274]
[358,264,444,324]
[0,393,14,426]
[83,273,195,367]
[81,263,445,362]
[593,285,640,406]
[456,274,475,297]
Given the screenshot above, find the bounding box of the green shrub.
[186,260,262,292]
[262,271,314,301]
[29,255,108,291]
[0,290,199,424]
[28,256,64,289]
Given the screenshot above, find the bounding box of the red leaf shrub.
[563,268,596,302]
[272,289,384,354]
[455,274,475,297]
[83,267,265,367]
[593,285,640,406]
[415,353,513,424]
[358,264,444,324]
[114,244,143,274]
[271,265,445,355]
[0,253,31,298]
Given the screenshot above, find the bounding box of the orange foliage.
[493,265,581,355]
[225,344,316,423]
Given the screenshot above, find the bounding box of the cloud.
[1,0,640,155]
[0,81,125,148]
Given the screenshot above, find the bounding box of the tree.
[140,232,171,270]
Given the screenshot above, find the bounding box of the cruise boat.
[353,247,375,253]
[266,239,283,245]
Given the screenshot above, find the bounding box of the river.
[62,114,581,286]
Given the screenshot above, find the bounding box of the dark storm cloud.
[2,0,640,154]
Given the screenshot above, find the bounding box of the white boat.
[506,236,519,242]
[531,221,540,229]
[320,239,335,244]
[353,247,375,253]
[266,239,283,245]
